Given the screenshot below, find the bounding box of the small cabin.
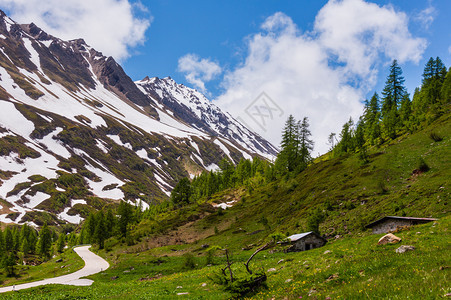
[365,216,437,234]
[284,232,327,252]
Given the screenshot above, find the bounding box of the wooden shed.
[285,232,327,252]
[365,216,437,234]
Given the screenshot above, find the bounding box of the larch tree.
[56,232,65,253]
[37,222,52,259]
[94,211,107,249]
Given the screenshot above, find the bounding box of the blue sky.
[1,0,450,154]
[123,0,450,98]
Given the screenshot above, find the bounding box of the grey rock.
[395,245,415,253]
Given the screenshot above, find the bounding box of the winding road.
[0,245,109,293]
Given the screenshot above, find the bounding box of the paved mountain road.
[0,245,109,293]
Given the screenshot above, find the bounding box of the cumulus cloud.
[215,0,427,155]
[0,0,151,61]
[178,54,222,94]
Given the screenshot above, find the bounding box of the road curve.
[0,245,109,293]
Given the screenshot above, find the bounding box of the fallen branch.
[244,242,272,274]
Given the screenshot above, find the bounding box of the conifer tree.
[354,117,366,150]
[171,177,192,206]
[105,208,116,238]
[419,57,447,110]
[0,229,4,252]
[4,226,13,251]
[440,67,451,104]
[3,252,16,276]
[37,222,52,259]
[297,117,314,170]
[94,211,107,249]
[83,212,97,243]
[363,93,381,144]
[276,115,299,173]
[117,200,134,237]
[12,226,20,251]
[399,94,412,130]
[339,118,354,153]
[56,233,65,253]
[68,232,78,248]
[381,60,407,139]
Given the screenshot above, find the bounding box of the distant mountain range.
[0,10,277,226]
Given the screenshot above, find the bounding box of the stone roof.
[365,216,437,228]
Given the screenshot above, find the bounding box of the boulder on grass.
[377,233,401,245]
[395,245,415,253]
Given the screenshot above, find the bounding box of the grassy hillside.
[110,109,450,254]
[1,109,450,299]
[2,216,449,299]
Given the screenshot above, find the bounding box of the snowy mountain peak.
[136,77,278,159]
[0,11,277,227]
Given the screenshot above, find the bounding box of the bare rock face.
[377,233,402,245]
[395,245,415,253]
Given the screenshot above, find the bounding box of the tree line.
[170,116,315,206]
[331,58,450,158]
[0,222,67,276]
[171,157,275,206]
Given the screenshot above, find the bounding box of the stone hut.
[365,216,437,234]
[284,232,327,252]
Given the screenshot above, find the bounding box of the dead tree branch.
[244,242,272,274]
[225,249,234,282]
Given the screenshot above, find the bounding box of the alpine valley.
[0,11,277,227]
[0,6,450,300]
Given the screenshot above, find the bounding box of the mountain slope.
[122,107,450,250]
[0,11,276,226]
[136,76,278,158]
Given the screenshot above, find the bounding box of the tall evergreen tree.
[381,60,407,139]
[171,177,192,206]
[56,232,65,253]
[421,57,447,108]
[117,200,134,237]
[339,118,354,153]
[399,93,412,131]
[354,116,366,151]
[297,117,314,170]
[276,115,300,173]
[105,208,116,238]
[4,226,13,251]
[94,211,107,249]
[37,222,52,259]
[83,213,97,244]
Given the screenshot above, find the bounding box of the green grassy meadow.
[2,216,449,299]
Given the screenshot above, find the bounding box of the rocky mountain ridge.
[0,11,277,227]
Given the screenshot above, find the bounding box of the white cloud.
[178,54,222,94]
[414,4,436,30]
[215,0,427,155]
[0,0,151,61]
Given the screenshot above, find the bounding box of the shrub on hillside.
[417,157,430,173]
[429,131,443,142]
